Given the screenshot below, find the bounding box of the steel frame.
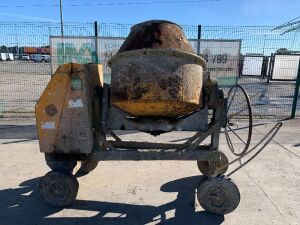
[86,84,226,162]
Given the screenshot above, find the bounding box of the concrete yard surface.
[0,119,299,225]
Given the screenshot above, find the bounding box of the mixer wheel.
[197,152,229,177]
[77,160,98,175]
[39,171,79,207]
[197,176,240,215]
[45,153,77,173]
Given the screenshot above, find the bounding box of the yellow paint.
[113,101,199,117]
[35,63,103,153]
[112,80,201,117]
[97,64,104,87]
[35,63,84,153]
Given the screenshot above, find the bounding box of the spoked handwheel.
[225,85,253,156]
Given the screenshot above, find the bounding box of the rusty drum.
[108,20,206,117]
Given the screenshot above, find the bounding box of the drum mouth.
[108,48,206,69]
[117,20,194,54]
[130,20,182,31]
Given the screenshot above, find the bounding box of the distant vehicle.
[32,54,43,62]
[276,48,290,54]
[42,54,51,62]
[32,54,51,63]
[6,53,14,61]
[21,54,30,61]
[0,53,7,61]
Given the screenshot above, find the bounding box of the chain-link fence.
[0,22,94,118]
[202,26,300,120]
[0,21,299,119]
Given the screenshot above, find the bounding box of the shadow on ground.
[0,175,224,225]
[0,124,37,140]
[0,125,140,144]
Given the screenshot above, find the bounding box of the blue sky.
[0,0,299,26]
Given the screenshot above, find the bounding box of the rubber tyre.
[207,78,219,109]
[197,152,229,177]
[39,171,79,207]
[45,154,77,173]
[197,176,240,215]
[78,160,98,174]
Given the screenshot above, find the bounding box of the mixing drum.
[108,20,207,117]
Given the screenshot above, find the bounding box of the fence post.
[291,59,300,118]
[197,25,201,55]
[267,53,274,83]
[94,21,99,64]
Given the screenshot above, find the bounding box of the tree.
[0,45,8,53]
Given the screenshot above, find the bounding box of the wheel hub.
[49,183,67,199]
[209,186,229,207]
[197,176,240,214]
[40,171,79,207]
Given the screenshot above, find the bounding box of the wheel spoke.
[228,105,249,120]
[227,86,238,111]
[228,89,264,110]
[227,125,247,145]
[225,129,235,152]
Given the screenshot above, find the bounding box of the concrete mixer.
[35,20,282,215]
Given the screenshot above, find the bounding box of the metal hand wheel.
[225,85,253,156]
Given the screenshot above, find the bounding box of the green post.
[197,25,201,55]
[94,21,99,64]
[291,59,300,118]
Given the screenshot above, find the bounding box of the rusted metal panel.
[91,149,222,161]
[36,63,104,154]
[107,140,211,151]
[35,64,72,153]
[109,49,206,117]
[118,20,195,54]
[109,20,206,117]
[108,106,208,132]
[55,64,92,154]
[46,148,222,162]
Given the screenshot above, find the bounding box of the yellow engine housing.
[35,63,103,154]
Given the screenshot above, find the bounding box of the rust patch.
[134,76,141,84]
[45,104,58,117]
[111,81,129,101]
[159,79,168,90]
[167,76,182,99]
[118,20,195,53]
[112,91,128,101]
[132,87,149,100]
